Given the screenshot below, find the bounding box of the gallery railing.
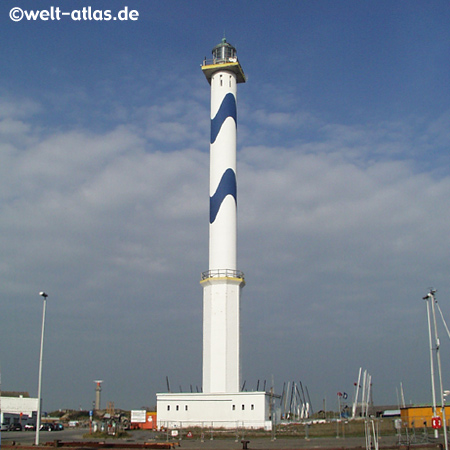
[201,269,245,281]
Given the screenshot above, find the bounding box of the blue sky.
[2,0,450,414]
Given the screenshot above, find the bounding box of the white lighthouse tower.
[156,39,275,429]
[200,37,246,395]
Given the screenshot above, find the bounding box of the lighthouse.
[200,37,246,394]
[156,39,275,429]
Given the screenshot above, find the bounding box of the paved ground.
[168,436,376,450]
[131,432,396,450]
[0,429,441,450]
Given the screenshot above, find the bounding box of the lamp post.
[424,289,448,450]
[430,292,448,450]
[444,391,450,448]
[424,292,439,438]
[35,292,48,446]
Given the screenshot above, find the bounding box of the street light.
[35,291,48,446]
[424,289,448,450]
[424,291,439,438]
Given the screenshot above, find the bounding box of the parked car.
[8,423,22,431]
[53,423,64,431]
[39,423,53,431]
[1,423,8,431]
[24,424,36,431]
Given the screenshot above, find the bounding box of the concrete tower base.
[201,275,244,394]
[156,392,275,430]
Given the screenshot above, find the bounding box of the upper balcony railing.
[201,269,245,281]
[202,57,238,66]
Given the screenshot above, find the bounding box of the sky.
[1,0,450,414]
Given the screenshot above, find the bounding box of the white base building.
[156,392,277,429]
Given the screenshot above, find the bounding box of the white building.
[156,39,276,429]
[157,392,274,429]
[0,395,39,427]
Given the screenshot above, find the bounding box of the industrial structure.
[156,38,276,429]
[94,380,103,411]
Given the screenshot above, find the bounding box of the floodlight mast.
[424,291,439,438]
[424,289,448,449]
[35,291,48,446]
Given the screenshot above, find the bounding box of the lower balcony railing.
[201,269,245,281]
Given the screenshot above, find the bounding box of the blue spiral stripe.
[210,93,237,144]
[210,168,237,224]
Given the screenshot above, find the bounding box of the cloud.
[0,97,42,120]
[2,90,450,410]
[236,115,450,404]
